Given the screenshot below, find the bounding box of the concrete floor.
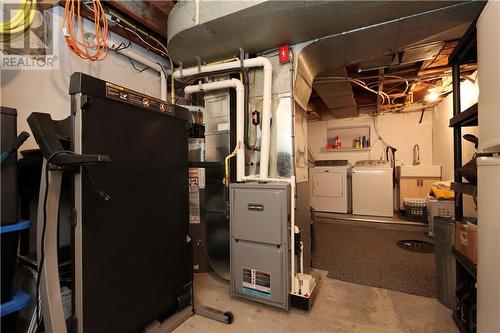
[175,271,458,333]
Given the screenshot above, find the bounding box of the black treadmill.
[29,73,192,333]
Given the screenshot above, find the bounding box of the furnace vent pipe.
[174,57,273,179]
[184,79,245,181]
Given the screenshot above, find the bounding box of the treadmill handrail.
[27,112,110,166]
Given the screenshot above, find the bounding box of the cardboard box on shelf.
[454,221,477,264]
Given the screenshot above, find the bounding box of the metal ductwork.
[167,1,484,66]
[313,68,359,118]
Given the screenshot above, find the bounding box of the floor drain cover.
[397,240,434,253]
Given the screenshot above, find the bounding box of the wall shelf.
[449,103,478,127]
[326,125,370,150]
[324,147,371,153]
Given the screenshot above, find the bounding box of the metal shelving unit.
[451,182,477,197]
[449,103,478,128]
[452,248,477,280]
[448,21,478,333]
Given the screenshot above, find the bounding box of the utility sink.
[398,165,442,177]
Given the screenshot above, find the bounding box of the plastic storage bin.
[1,220,31,304]
[1,107,18,226]
[427,198,455,237]
[403,198,428,222]
[0,289,31,333]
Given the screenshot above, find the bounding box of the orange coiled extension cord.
[61,0,108,61]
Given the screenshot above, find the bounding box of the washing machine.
[310,160,351,213]
[352,160,393,217]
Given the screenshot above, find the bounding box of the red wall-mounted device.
[279,45,289,64]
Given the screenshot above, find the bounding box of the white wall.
[1,6,168,151]
[432,72,479,216]
[308,111,434,166]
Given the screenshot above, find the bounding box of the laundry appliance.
[352,160,393,217]
[310,160,351,214]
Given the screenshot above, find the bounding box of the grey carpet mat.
[313,220,436,298]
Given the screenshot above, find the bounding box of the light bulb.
[425,89,439,102]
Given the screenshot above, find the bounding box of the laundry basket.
[404,198,428,222]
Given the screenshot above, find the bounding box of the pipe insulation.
[184,79,245,181]
[108,40,168,102]
[175,57,273,179]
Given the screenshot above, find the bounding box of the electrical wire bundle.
[0,0,37,43]
[61,0,108,61]
[62,1,176,101]
[315,76,392,104]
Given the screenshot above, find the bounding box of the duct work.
[167,1,482,66]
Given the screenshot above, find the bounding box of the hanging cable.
[107,10,175,104]
[80,2,175,102]
[61,0,109,61]
[0,0,37,43]
[128,58,149,72]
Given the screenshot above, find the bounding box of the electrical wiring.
[61,0,109,61]
[108,39,165,77]
[113,40,131,51]
[0,0,37,43]
[118,25,166,56]
[128,57,149,72]
[108,11,176,104]
[372,115,388,160]
[108,41,157,74]
[381,75,410,104]
[118,25,175,103]
[85,5,174,102]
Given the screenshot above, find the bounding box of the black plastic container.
[1,312,17,333]
[1,107,18,226]
[1,221,31,304]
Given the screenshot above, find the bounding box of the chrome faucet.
[413,144,420,166]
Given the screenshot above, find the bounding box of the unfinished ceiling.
[294,1,484,119]
[70,0,177,56]
[106,1,176,39]
[308,40,478,120]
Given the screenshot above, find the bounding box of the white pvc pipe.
[244,175,297,294]
[174,57,273,179]
[184,79,245,181]
[108,41,168,102]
